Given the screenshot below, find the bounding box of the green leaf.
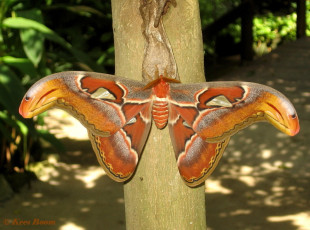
[0,110,34,142]
[16,119,28,136]
[3,17,103,71]
[0,111,27,137]
[0,65,25,116]
[0,111,16,128]
[66,5,105,17]
[16,9,45,67]
[2,17,71,49]
[0,64,36,135]
[20,28,44,67]
[45,4,105,17]
[36,112,47,127]
[0,56,37,78]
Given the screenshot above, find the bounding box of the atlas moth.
[19,71,299,187]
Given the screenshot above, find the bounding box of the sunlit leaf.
[16,119,28,136]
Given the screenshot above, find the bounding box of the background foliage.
[199,0,310,57]
[0,0,114,191]
[0,0,308,191]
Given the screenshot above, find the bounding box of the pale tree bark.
[111,1,206,229]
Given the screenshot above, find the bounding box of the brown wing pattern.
[169,81,299,186]
[19,71,153,181]
[19,72,299,186]
[169,109,229,186]
[89,105,152,181]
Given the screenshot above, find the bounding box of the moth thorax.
[152,97,169,129]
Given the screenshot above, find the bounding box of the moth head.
[19,78,64,118]
[262,92,299,136]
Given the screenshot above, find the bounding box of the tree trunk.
[111,1,206,229]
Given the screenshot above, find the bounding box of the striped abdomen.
[152,97,169,129]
